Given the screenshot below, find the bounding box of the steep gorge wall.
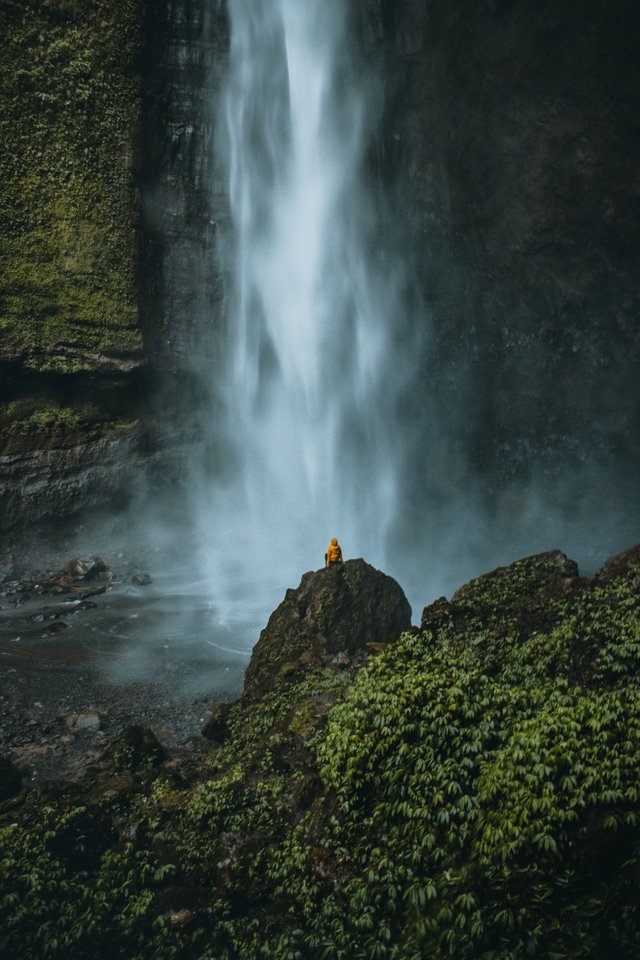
[0,0,229,532]
[0,0,151,529]
[0,0,143,371]
[374,0,640,537]
[139,0,228,372]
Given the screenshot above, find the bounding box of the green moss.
[0,0,144,363]
[0,397,139,453]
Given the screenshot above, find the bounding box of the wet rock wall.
[139,0,229,371]
[374,0,640,498]
[0,0,230,532]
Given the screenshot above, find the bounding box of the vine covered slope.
[1,550,639,958]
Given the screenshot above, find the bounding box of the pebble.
[131,573,152,586]
[75,713,102,732]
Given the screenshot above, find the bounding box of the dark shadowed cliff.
[370,0,640,555]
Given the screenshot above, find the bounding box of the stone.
[452,550,580,606]
[106,725,166,772]
[131,572,152,586]
[201,702,232,744]
[0,753,22,801]
[420,596,454,632]
[75,713,102,732]
[243,559,412,700]
[67,556,108,580]
[595,544,640,583]
[75,584,107,600]
[439,550,586,640]
[2,580,27,597]
[74,599,98,610]
[169,909,194,927]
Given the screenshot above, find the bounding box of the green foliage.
[0,397,138,452]
[1,559,640,958]
[0,808,178,959]
[0,0,143,362]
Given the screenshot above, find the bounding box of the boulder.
[451,550,579,607]
[74,712,102,732]
[595,544,640,584]
[106,725,165,773]
[243,559,411,700]
[132,572,152,586]
[436,550,583,638]
[66,556,108,580]
[202,702,233,744]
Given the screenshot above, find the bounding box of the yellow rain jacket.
[326,538,343,565]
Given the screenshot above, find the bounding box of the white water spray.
[199,0,410,634]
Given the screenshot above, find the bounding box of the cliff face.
[0,0,150,528]
[0,0,143,370]
[2,0,639,541]
[0,0,229,531]
[139,0,228,370]
[375,0,640,495]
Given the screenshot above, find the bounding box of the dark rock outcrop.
[0,433,193,531]
[0,754,22,801]
[422,549,583,636]
[201,701,232,744]
[452,549,579,604]
[595,543,640,583]
[139,0,229,370]
[243,559,412,700]
[105,726,166,773]
[379,0,640,443]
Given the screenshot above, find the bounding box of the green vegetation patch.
[0,397,138,453]
[0,0,144,364]
[1,556,640,958]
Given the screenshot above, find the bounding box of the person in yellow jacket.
[325,537,343,566]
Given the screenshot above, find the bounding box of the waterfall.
[198,0,410,634]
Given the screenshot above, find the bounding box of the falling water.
[198,0,411,635]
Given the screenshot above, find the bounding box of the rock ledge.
[243,559,412,700]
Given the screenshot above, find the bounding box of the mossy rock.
[0,0,143,363]
[106,725,165,773]
[242,559,411,700]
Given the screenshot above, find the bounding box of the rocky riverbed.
[0,546,250,784]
